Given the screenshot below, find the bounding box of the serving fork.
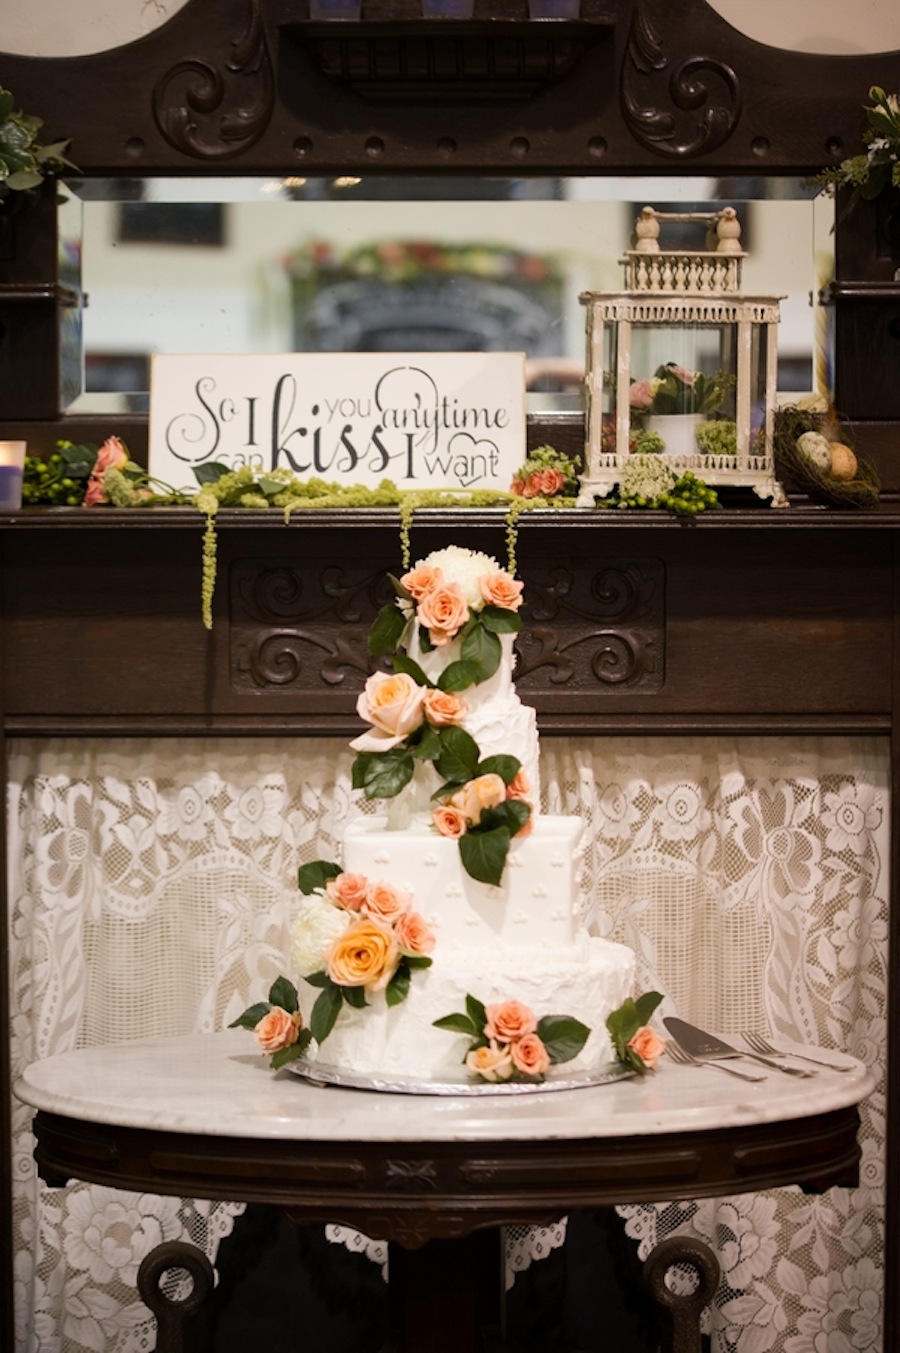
[742,1031,852,1073]
[666,1039,766,1083]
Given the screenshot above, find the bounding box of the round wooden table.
[16,1030,874,1353]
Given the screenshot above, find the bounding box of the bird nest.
[773,406,880,508]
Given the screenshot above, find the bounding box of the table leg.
[385,1228,507,1353]
[643,1235,720,1353]
[137,1240,215,1353]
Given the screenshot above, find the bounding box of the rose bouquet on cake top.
[230,859,436,1063]
[351,547,533,886]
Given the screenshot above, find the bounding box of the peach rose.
[253,1007,302,1054]
[326,872,370,912]
[325,917,399,992]
[628,1025,666,1069]
[400,563,443,600]
[505,769,531,801]
[350,671,426,752]
[364,880,410,923]
[465,1041,513,1082]
[84,435,130,507]
[417,583,469,646]
[532,468,566,497]
[452,773,507,826]
[484,999,538,1044]
[479,570,524,611]
[510,472,539,499]
[432,804,468,839]
[423,688,467,727]
[394,909,436,955]
[510,1032,551,1077]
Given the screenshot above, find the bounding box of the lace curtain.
[8,735,888,1352]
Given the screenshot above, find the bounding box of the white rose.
[291,896,352,975]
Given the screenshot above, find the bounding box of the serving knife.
[663,1017,817,1078]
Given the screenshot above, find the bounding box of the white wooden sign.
[149,352,526,494]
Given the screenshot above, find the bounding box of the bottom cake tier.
[297,931,636,1079]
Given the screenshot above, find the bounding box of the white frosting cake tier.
[343,815,584,948]
[405,625,540,802]
[299,933,635,1078]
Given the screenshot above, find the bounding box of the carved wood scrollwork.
[152,0,274,160]
[517,559,664,691]
[232,562,390,691]
[621,0,742,159]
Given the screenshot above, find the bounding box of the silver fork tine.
[666,1039,766,1083]
[742,1031,851,1073]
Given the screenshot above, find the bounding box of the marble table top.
[14,1029,875,1145]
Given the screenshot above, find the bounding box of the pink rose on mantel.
[351,671,427,752]
[484,999,538,1045]
[416,582,470,646]
[253,1007,302,1054]
[628,1025,666,1070]
[326,872,370,912]
[628,378,655,410]
[83,435,129,507]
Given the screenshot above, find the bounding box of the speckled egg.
[796,430,833,471]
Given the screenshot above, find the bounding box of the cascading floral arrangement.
[350,545,533,886]
[819,85,900,212]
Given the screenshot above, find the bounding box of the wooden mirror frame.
[2,2,900,1348]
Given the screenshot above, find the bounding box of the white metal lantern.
[578,207,787,507]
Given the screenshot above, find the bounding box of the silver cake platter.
[287,1059,635,1096]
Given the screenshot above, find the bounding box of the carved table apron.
[15,1030,874,1353]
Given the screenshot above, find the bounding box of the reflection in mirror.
[58,175,833,417]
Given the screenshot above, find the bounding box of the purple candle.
[0,451,25,510]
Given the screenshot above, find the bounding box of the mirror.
[58,174,833,417]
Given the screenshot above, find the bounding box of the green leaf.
[228,1001,270,1031]
[434,726,480,783]
[257,474,287,497]
[633,991,664,1025]
[298,859,342,895]
[477,754,522,786]
[476,799,530,837]
[352,747,414,800]
[411,724,442,762]
[310,982,343,1044]
[193,462,231,485]
[433,1012,477,1036]
[460,623,502,684]
[479,605,521,635]
[536,1015,591,1065]
[459,825,511,886]
[341,985,368,1009]
[303,970,330,989]
[436,659,481,692]
[270,1028,313,1069]
[268,976,299,1014]
[392,652,433,687]
[386,960,411,1007]
[404,954,433,969]
[465,994,487,1033]
[369,602,407,656]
